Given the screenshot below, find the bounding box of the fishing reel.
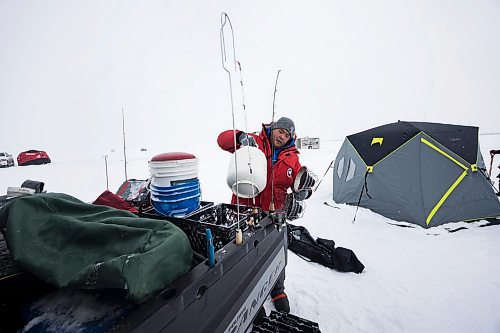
[269,210,288,227]
[246,207,263,229]
[269,193,307,225]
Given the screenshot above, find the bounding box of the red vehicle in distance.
[17,150,51,166]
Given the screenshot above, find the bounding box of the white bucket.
[226,146,267,198]
[149,160,197,172]
[150,169,198,178]
[151,175,198,187]
[149,164,198,176]
[148,153,198,187]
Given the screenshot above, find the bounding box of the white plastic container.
[151,169,198,179]
[148,152,198,187]
[226,146,267,198]
[149,164,198,176]
[151,174,198,187]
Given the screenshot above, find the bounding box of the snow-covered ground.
[1,135,499,333]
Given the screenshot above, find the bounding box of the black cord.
[353,171,371,222]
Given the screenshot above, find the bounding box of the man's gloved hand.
[284,193,305,220]
[238,132,257,147]
[293,188,312,201]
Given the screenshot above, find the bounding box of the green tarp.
[0,193,192,302]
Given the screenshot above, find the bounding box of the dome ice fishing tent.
[333,121,500,228]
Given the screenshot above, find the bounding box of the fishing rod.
[122,107,128,181]
[269,69,281,213]
[488,150,500,178]
[236,60,257,206]
[220,12,250,244]
[103,155,109,190]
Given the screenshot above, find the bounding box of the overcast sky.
[1,0,499,157]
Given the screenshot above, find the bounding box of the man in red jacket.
[217,116,302,212]
[217,116,307,313]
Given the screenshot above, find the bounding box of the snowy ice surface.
[1,137,499,333]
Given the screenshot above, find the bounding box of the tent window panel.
[346,159,356,181]
[337,157,345,179]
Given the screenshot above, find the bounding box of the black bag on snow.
[288,224,365,274]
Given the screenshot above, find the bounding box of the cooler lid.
[151,152,197,162]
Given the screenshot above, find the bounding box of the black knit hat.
[270,117,295,138]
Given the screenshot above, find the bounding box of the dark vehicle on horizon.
[17,150,51,166]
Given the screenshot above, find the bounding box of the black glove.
[284,193,305,220]
[238,132,257,147]
[293,188,313,201]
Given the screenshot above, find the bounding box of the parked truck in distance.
[297,137,320,149]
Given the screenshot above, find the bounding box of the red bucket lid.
[151,152,196,162]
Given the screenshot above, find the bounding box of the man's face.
[271,128,291,148]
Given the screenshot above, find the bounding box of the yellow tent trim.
[367,166,374,173]
[371,137,383,146]
[426,170,467,225]
[471,164,478,172]
[420,137,468,170]
[421,136,470,225]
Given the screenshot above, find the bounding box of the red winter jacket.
[217,124,302,211]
